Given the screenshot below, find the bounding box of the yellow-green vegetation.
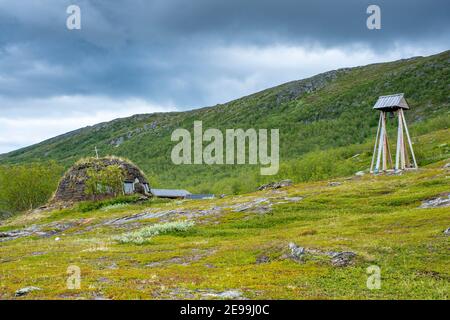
[0,161,63,213]
[0,159,448,300]
[115,221,195,244]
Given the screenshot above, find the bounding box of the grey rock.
[30,251,47,256]
[92,293,110,300]
[231,198,270,213]
[273,68,350,106]
[15,286,42,297]
[443,163,450,169]
[278,179,293,187]
[328,182,342,187]
[419,194,450,208]
[201,290,242,299]
[258,179,292,191]
[256,255,270,264]
[0,221,79,242]
[106,262,118,270]
[0,225,39,242]
[288,242,305,260]
[105,207,223,225]
[355,171,365,177]
[215,290,242,299]
[444,227,450,235]
[167,288,245,300]
[110,136,125,147]
[331,252,356,267]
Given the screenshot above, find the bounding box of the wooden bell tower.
[370,93,418,174]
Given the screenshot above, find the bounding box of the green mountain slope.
[1,51,449,194]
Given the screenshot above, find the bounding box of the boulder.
[256,255,270,264]
[419,194,450,208]
[331,251,356,267]
[258,179,293,191]
[216,290,242,299]
[288,242,305,261]
[328,182,342,187]
[15,286,42,297]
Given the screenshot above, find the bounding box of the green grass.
[0,162,448,300]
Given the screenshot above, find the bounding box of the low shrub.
[100,203,129,211]
[115,220,195,244]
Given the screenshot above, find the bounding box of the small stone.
[216,290,242,299]
[355,171,365,177]
[420,195,450,208]
[256,255,270,264]
[278,179,293,187]
[328,182,342,187]
[444,227,450,235]
[97,277,111,283]
[15,286,42,297]
[106,262,118,269]
[55,237,61,241]
[258,179,292,191]
[331,252,356,267]
[443,163,450,169]
[288,242,305,260]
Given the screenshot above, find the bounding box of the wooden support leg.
[399,111,406,169]
[370,113,383,173]
[381,112,388,171]
[376,115,384,172]
[395,111,401,171]
[400,109,418,169]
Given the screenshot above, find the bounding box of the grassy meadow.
[0,159,448,299]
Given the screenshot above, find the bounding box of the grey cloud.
[0,0,449,106]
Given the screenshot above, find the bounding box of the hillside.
[0,50,449,194]
[0,159,449,299]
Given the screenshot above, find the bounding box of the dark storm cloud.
[0,0,449,106]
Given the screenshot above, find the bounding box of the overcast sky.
[0,0,449,153]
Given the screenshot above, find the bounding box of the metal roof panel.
[373,93,409,110]
[150,189,191,197]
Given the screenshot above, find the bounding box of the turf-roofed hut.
[51,156,150,204]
